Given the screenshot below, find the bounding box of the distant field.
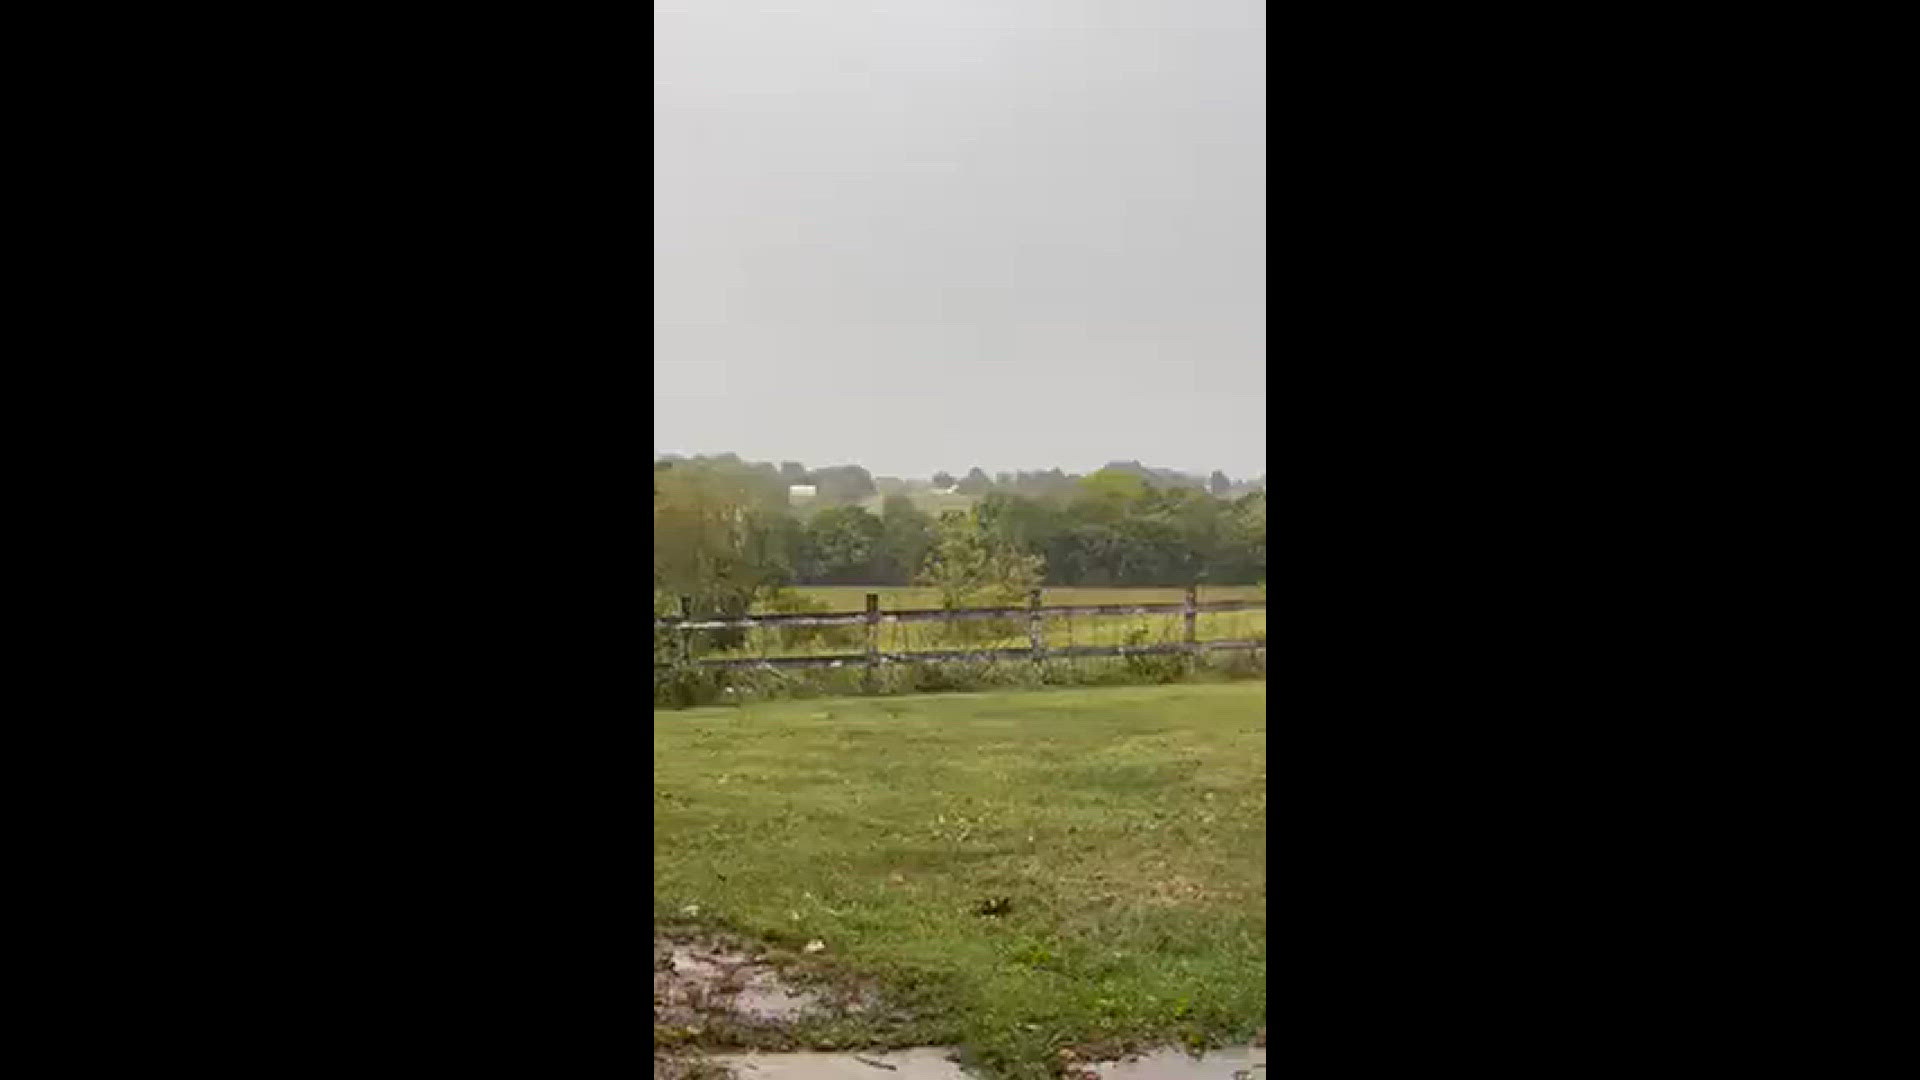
[766,584,1266,612]
[723,585,1266,659]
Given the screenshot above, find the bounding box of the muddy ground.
[653,931,901,1079]
[653,931,1263,1080]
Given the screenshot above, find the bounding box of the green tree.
[653,458,792,648]
[977,492,1064,555]
[811,464,877,504]
[1226,492,1266,582]
[955,467,993,495]
[1071,468,1149,526]
[802,505,885,583]
[876,495,936,585]
[916,510,1044,610]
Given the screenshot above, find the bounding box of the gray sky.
[655,0,1265,482]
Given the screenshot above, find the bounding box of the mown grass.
[654,684,1267,1080]
[727,586,1266,661]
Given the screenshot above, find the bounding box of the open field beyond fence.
[705,585,1266,660]
[654,683,1267,1080]
[761,585,1266,612]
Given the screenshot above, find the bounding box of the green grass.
[654,684,1266,1079]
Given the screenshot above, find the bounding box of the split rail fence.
[655,587,1266,682]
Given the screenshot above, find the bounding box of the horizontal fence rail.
[687,640,1270,670]
[652,599,1264,631]
[657,588,1265,684]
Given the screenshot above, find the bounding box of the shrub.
[1120,627,1189,683]
[759,588,863,653]
[652,622,1265,709]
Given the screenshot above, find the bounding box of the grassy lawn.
[654,684,1266,1079]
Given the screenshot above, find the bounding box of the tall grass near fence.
[654,642,1266,708]
[728,587,1264,658]
[654,586,1266,708]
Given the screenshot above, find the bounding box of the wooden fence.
[654,587,1266,679]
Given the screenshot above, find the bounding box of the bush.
[1121,627,1189,683]
[654,645,729,708]
[900,653,1036,693]
[760,588,863,653]
[1213,644,1265,679]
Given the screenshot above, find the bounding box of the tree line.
[654,454,1265,619]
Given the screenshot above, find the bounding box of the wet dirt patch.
[656,942,846,1024]
[682,1044,1267,1080]
[1078,1045,1265,1080]
[656,930,887,1022]
[707,1047,972,1080]
[655,931,898,1078]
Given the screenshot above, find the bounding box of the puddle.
[689,1045,1267,1080]
[1082,1046,1266,1080]
[655,932,1262,1080]
[708,1048,970,1080]
[660,945,825,1021]
[654,936,880,1031]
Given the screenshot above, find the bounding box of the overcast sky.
[655,0,1265,483]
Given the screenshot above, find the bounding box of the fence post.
[1028,587,1044,673]
[1184,585,1198,670]
[680,596,693,665]
[864,592,880,694]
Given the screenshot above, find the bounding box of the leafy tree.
[1080,467,1150,499]
[658,451,1265,597]
[802,505,885,583]
[1226,492,1266,581]
[917,510,1044,610]
[810,464,877,504]
[932,471,955,489]
[978,491,1064,554]
[876,495,936,585]
[1047,523,1122,586]
[1071,468,1149,527]
[1210,470,1231,497]
[955,467,993,495]
[1014,468,1077,498]
[653,458,792,648]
